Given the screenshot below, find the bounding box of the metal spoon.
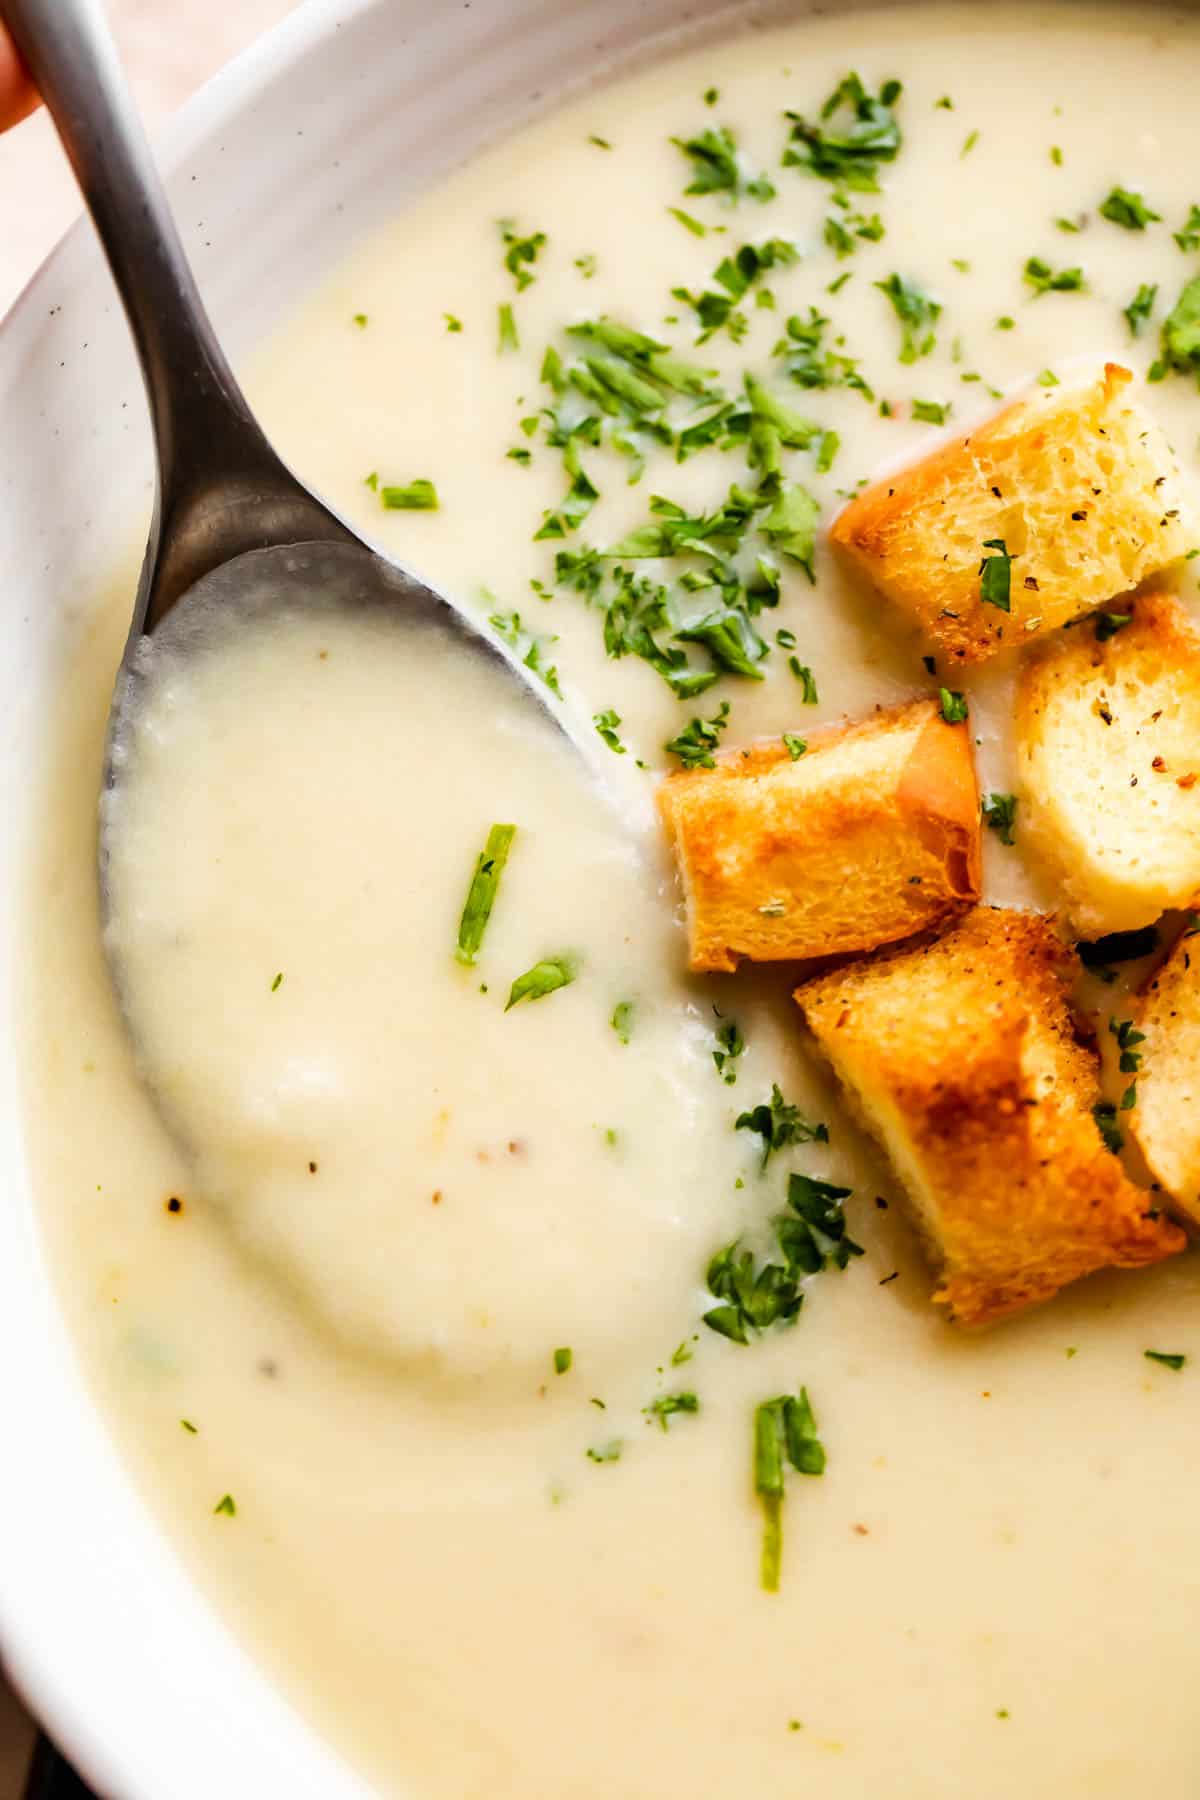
[0,0,560,880]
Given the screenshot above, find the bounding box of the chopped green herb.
[982,793,1018,845]
[588,134,612,150]
[575,253,598,280]
[1099,187,1161,231]
[488,608,562,695]
[775,1172,863,1274]
[939,688,968,724]
[593,707,627,754]
[762,482,820,577]
[507,447,532,466]
[180,1419,198,1434]
[1109,1016,1146,1075]
[1145,1350,1186,1371]
[213,1494,237,1517]
[754,1389,826,1591]
[672,124,775,204]
[713,1013,745,1084]
[585,1440,623,1463]
[665,700,731,769]
[674,237,800,341]
[704,86,719,106]
[1152,274,1200,381]
[352,312,368,328]
[705,1243,803,1345]
[960,129,979,157]
[995,315,1015,331]
[935,95,954,109]
[498,302,519,352]
[1023,256,1085,297]
[736,1083,828,1170]
[1055,216,1082,233]
[875,272,942,362]
[912,398,950,424]
[1050,145,1063,166]
[643,1391,699,1431]
[782,733,807,761]
[773,306,874,399]
[270,971,283,992]
[444,314,463,332]
[363,470,379,490]
[611,999,634,1044]
[554,1347,573,1375]
[668,206,708,236]
[671,1338,696,1366]
[1124,283,1158,336]
[783,72,903,192]
[823,196,885,257]
[979,537,1013,611]
[1092,1100,1124,1155]
[1174,204,1200,252]
[506,955,576,1011]
[380,478,438,511]
[499,219,547,291]
[1091,610,1132,644]
[455,824,517,966]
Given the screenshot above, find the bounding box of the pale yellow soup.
[22,5,1200,1795]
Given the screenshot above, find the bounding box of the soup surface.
[22,5,1200,1795]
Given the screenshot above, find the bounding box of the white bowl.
[0,0,848,1790]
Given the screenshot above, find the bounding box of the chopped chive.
[455,824,516,966]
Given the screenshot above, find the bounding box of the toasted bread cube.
[796,908,1184,1325]
[830,365,1198,665]
[1015,591,1200,935]
[1129,929,1200,1227]
[657,699,980,973]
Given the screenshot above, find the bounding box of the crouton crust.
[796,907,1184,1325]
[830,364,1198,665]
[657,698,980,973]
[1015,590,1200,935]
[1130,927,1200,1227]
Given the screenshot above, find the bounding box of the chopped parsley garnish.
[213,1494,237,1517]
[783,72,903,191]
[672,124,775,204]
[455,824,517,966]
[352,312,368,328]
[270,971,283,992]
[643,1391,700,1431]
[554,1347,573,1375]
[772,307,874,398]
[1124,283,1157,337]
[704,1242,804,1344]
[875,273,941,362]
[180,1419,198,1434]
[1174,204,1200,251]
[979,538,1013,611]
[754,1389,826,1592]
[912,398,950,424]
[488,608,562,695]
[1023,256,1085,297]
[498,302,519,352]
[762,482,821,577]
[499,219,547,290]
[611,999,634,1044]
[982,793,1018,845]
[1150,274,1200,382]
[505,955,577,1011]
[668,205,708,236]
[444,314,463,332]
[736,1083,829,1170]
[575,253,597,280]
[960,129,979,158]
[1145,1350,1186,1371]
[782,733,807,761]
[1077,926,1159,967]
[586,1439,623,1463]
[712,1012,745,1084]
[1037,368,1060,386]
[1098,187,1161,231]
[665,701,731,769]
[1094,610,1132,641]
[588,134,612,150]
[671,1338,696,1366]
[790,659,819,701]
[1109,1017,1144,1115]
[1050,145,1063,166]
[939,688,968,724]
[673,238,799,341]
[776,1172,863,1274]
[1092,1100,1124,1156]
[380,478,438,510]
[593,707,627,753]
[823,195,885,258]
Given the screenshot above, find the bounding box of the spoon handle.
[0,0,353,628]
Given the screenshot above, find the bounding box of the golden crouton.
[657,699,980,973]
[796,907,1184,1325]
[1015,591,1200,935]
[1129,926,1200,1227]
[830,364,1197,665]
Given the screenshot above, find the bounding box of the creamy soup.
[21,5,1200,1795]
